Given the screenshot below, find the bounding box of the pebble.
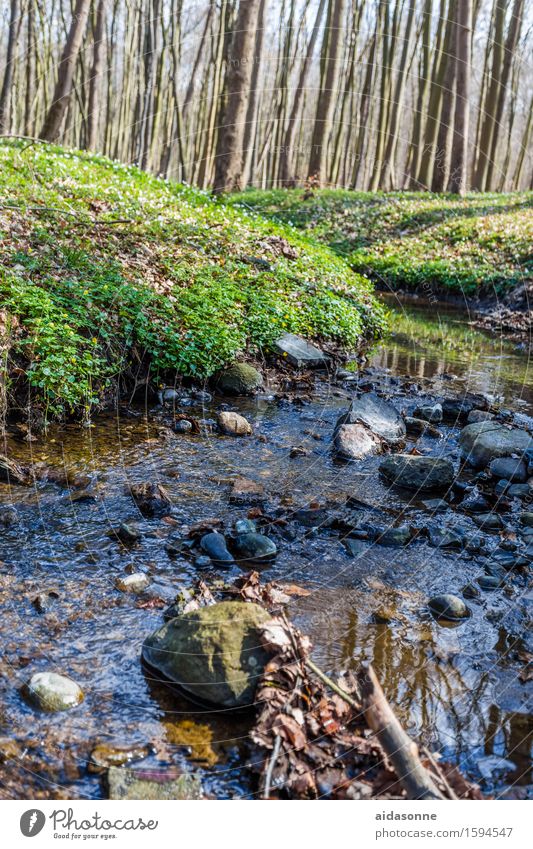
[115,572,150,593]
[23,672,84,712]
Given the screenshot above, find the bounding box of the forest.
[0,0,532,814]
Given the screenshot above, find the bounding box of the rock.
[413,403,443,423]
[421,498,448,512]
[376,526,411,546]
[108,766,202,800]
[521,512,533,528]
[460,492,491,514]
[379,455,454,492]
[343,539,368,558]
[32,590,59,613]
[477,575,503,591]
[174,419,193,434]
[229,476,265,505]
[89,743,151,773]
[113,523,141,544]
[428,594,470,622]
[467,410,494,424]
[508,483,531,499]
[459,421,533,469]
[158,387,181,405]
[23,672,84,712]
[142,601,272,707]
[200,532,234,565]
[0,455,32,486]
[471,512,504,531]
[128,482,171,517]
[333,423,382,460]
[404,417,442,438]
[217,411,252,436]
[215,363,263,395]
[115,572,150,593]
[232,532,277,562]
[489,457,527,482]
[235,518,256,534]
[294,507,330,528]
[336,394,406,446]
[428,527,464,549]
[0,505,18,526]
[275,333,329,368]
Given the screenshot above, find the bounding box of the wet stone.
[115,573,150,593]
[343,539,368,558]
[217,411,253,436]
[337,393,406,446]
[232,532,277,562]
[333,423,382,460]
[428,526,464,549]
[89,743,151,773]
[200,532,234,565]
[23,672,84,712]
[428,594,470,622]
[507,483,531,499]
[108,766,202,800]
[521,512,533,528]
[489,457,528,482]
[478,575,503,591]
[413,403,443,423]
[375,526,411,546]
[404,417,442,438]
[459,421,533,469]
[471,513,505,531]
[379,455,454,492]
[114,523,141,544]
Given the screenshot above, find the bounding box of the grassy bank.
[0,143,386,421]
[229,189,532,298]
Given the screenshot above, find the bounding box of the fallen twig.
[357,664,445,800]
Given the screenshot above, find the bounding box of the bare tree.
[0,0,21,134]
[447,0,473,194]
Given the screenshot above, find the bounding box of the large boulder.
[215,364,263,395]
[333,423,382,460]
[379,455,454,492]
[459,422,533,469]
[336,394,405,447]
[142,601,272,708]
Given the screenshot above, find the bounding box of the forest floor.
[229,189,532,339]
[0,142,386,422]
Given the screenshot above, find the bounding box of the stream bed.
[0,296,531,799]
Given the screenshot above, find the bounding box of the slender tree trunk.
[448,0,472,194]
[214,0,262,193]
[87,0,107,151]
[40,0,92,142]
[0,0,21,134]
[308,0,347,184]
[432,0,457,192]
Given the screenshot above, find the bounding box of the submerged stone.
[23,672,84,712]
[108,766,202,800]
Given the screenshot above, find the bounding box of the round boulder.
[215,364,263,395]
[142,601,272,708]
[23,672,84,712]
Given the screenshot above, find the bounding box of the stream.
[0,296,531,800]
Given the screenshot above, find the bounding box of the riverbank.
[0,300,531,799]
[228,189,532,342]
[0,142,386,425]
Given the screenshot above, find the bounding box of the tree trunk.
[432,0,457,192]
[0,0,21,134]
[308,0,347,184]
[87,0,107,151]
[40,0,92,142]
[447,0,472,194]
[214,0,263,193]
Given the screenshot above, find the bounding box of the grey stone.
[200,532,234,565]
[232,533,277,562]
[428,527,464,549]
[521,512,533,528]
[23,672,84,712]
[142,601,272,707]
[489,457,527,482]
[337,394,406,446]
[275,333,329,368]
[333,423,382,460]
[376,526,412,546]
[459,421,533,469]
[467,410,494,424]
[508,483,532,499]
[404,417,442,438]
[471,512,504,531]
[413,403,443,423]
[478,575,503,591]
[379,455,454,492]
[343,539,368,558]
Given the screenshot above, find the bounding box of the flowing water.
[0,296,531,799]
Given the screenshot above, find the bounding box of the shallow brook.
[0,297,531,799]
